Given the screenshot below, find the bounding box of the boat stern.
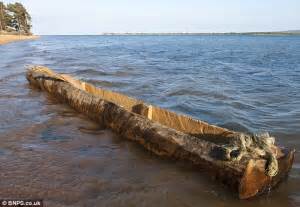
[239,149,295,199]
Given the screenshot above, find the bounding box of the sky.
[4,0,300,35]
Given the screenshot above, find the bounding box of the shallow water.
[0,35,299,206]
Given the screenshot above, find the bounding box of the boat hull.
[26,66,295,199]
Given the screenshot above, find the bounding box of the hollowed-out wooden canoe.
[26,66,295,199]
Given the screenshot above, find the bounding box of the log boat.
[26,66,295,199]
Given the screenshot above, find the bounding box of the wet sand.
[0,35,39,45]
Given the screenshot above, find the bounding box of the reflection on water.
[0,35,299,206]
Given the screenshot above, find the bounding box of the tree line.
[0,2,31,34]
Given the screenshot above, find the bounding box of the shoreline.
[100,31,300,36]
[100,33,300,36]
[0,35,39,45]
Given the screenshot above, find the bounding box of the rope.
[226,132,278,177]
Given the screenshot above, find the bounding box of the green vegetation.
[0,1,31,35]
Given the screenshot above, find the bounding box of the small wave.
[0,94,30,99]
[230,101,256,111]
[74,68,136,78]
[0,71,24,83]
[74,69,110,76]
[84,79,129,88]
[166,88,233,101]
[166,89,206,97]
[114,70,135,77]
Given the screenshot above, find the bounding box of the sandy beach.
[0,35,39,45]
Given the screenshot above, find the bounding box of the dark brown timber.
[26,66,295,199]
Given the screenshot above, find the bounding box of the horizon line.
[35,30,300,36]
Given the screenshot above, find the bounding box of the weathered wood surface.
[26,66,295,199]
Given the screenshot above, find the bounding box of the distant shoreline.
[0,35,39,45]
[100,31,300,36]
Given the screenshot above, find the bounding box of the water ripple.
[0,35,300,206]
